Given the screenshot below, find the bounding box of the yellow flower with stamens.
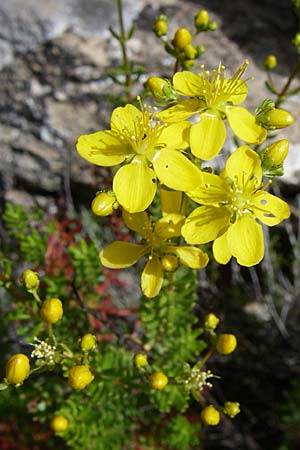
[100,190,209,298]
[76,101,202,213]
[182,146,290,266]
[157,61,267,160]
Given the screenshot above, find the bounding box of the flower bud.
[133,353,148,368]
[195,10,210,30]
[5,353,30,385]
[153,15,168,37]
[80,333,97,353]
[91,191,117,217]
[208,20,218,31]
[149,371,168,390]
[201,405,220,426]
[292,32,300,53]
[262,108,294,129]
[21,269,39,291]
[146,77,175,100]
[182,59,195,70]
[204,313,220,331]
[223,401,240,418]
[161,254,179,272]
[51,415,69,432]
[172,28,192,50]
[68,365,94,390]
[40,298,63,324]
[264,55,277,71]
[261,139,289,176]
[216,333,237,355]
[183,44,197,60]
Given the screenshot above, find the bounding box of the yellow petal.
[100,242,146,268]
[157,122,190,150]
[160,188,185,215]
[212,232,232,264]
[182,206,231,244]
[227,216,264,266]
[252,191,290,226]
[154,214,185,239]
[188,171,229,205]
[76,131,130,166]
[113,160,157,213]
[141,256,164,298]
[173,71,203,96]
[122,210,152,238]
[153,149,202,191]
[190,114,226,160]
[225,146,262,189]
[156,99,201,123]
[110,104,141,133]
[167,246,209,269]
[226,106,267,144]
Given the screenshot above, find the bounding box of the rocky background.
[0,0,299,211]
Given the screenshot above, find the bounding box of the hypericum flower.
[182,146,290,266]
[157,61,267,160]
[76,101,202,213]
[100,192,208,298]
[5,353,30,385]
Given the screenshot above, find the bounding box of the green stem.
[116,0,131,101]
[275,58,300,106]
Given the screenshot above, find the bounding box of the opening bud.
[91,191,118,217]
[161,254,179,272]
[264,55,277,71]
[216,333,237,355]
[133,353,148,368]
[40,298,63,324]
[223,401,240,419]
[68,365,94,390]
[51,415,69,432]
[80,333,97,353]
[172,28,192,50]
[201,405,220,426]
[204,313,220,331]
[149,371,168,390]
[153,15,168,37]
[5,353,30,385]
[21,269,39,291]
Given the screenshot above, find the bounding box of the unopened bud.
[153,15,168,37]
[40,298,63,324]
[149,372,168,390]
[195,10,210,30]
[292,32,300,53]
[91,191,118,217]
[183,44,197,59]
[133,353,148,368]
[68,365,94,390]
[261,139,289,176]
[208,20,218,31]
[5,353,30,385]
[146,76,175,100]
[262,109,294,130]
[21,269,39,291]
[80,333,97,353]
[264,55,277,71]
[201,405,220,426]
[223,401,240,418]
[216,333,237,355]
[161,254,179,272]
[51,415,69,432]
[172,28,192,50]
[204,313,220,331]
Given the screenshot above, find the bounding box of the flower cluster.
[76,61,293,297]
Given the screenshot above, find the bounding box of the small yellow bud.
[146,76,170,100]
[182,59,195,70]
[133,353,148,368]
[40,298,63,324]
[5,353,30,385]
[21,269,39,291]
[292,32,300,52]
[204,313,220,331]
[91,191,117,217]
[51,415,69,432]
[153,15,168,37]
[264,108,294,129]
[223,401,240,419]
[195,10,210,29]
[161,254,179,272]
[173,28,192,50]
[261,139,289,167]
[68,365,94,390]
[183,44,197,59]
[264,55,277,70]
[216,334,237,355]
[201,405,220,426]
[80,333,97,353]
[149,372,168,390]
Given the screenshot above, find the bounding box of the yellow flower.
[76,102,202,213]
[157,61,267,160]
[100,190,209,298]
[182,146,290,266]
